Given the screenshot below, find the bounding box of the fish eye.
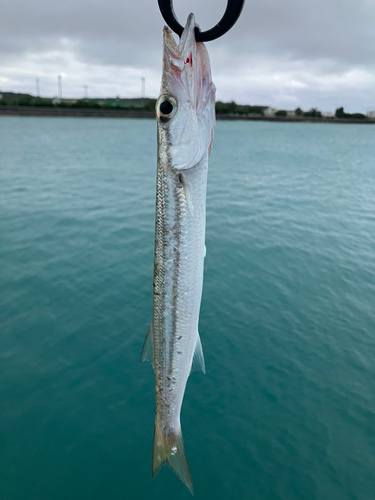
[157,95,177,122]
[160,100,173,115]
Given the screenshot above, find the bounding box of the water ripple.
[1,118,375,500]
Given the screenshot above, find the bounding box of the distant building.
[0,93,2,100]
[366,111,375,118]
[51,97,77,105]
[321,111,334,118]
[264,107,277,116]
[286,110,295,117]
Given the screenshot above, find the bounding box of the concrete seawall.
[0,106,374,124]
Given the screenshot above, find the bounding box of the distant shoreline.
[0,106,374,124]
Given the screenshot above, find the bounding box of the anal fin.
[140,320,153,366]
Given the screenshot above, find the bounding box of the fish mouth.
[162,13,196,74]
[161,13,214,111]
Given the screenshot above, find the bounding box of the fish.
[141,13,216,495]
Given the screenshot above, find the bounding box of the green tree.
[304,107,322,118]
[18,96,31,106]
[142,99,157,111]
[335,107,345,118]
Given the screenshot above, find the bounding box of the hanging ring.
[157,0,245,42]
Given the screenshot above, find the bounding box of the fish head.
[157,13,216,170]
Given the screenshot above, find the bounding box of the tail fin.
[152,421,193,495]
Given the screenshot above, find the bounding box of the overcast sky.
[1,0,374,112]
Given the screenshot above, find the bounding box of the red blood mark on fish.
[185,53,193,67]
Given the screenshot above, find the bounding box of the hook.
[157,0,245,42]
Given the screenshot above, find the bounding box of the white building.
[366,111,375,118]
[321,111,334,118]
[264,107,277,116]
[286,110,295,117]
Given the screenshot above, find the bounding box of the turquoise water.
[1,117,375,500]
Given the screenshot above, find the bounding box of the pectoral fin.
[179,172,194,214]
[140,320,153,366]
[191,333,206,374]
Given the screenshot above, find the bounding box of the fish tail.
[152,420,193,495]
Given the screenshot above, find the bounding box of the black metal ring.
[157,0,245,42]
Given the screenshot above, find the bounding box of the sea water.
[1,117,375,500]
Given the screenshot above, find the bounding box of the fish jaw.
[158,13,216,170]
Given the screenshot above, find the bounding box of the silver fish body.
[141,13,216,494]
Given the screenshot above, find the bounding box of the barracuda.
[141,13,216,494]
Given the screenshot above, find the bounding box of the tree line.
[0,93,371,119]
[275,107,366,119]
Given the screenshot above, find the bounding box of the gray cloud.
[2,0,375,64]
[1,0,375,111]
